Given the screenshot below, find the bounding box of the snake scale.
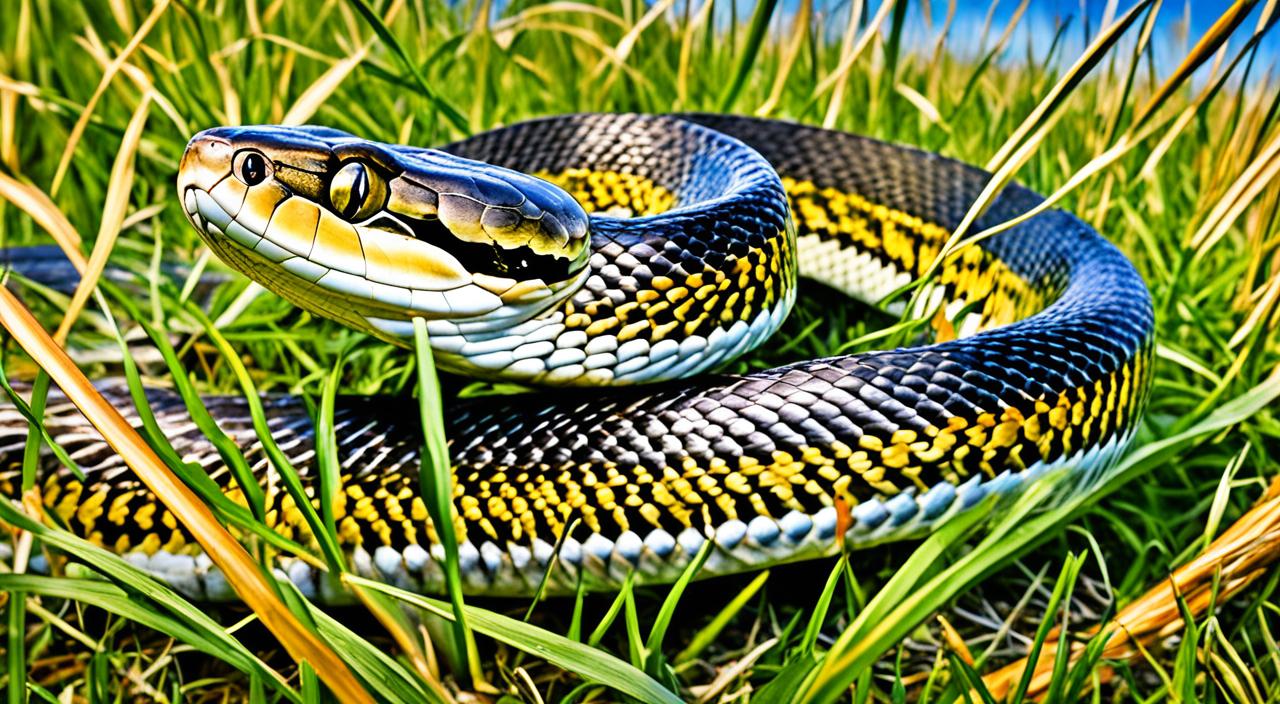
[0,114,1154,599]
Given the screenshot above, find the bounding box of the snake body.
[1,114,1154,599]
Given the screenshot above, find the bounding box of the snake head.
[177,125,590,341]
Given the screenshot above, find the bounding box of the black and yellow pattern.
[538,168,793,351]
[537,169,677,217]
[785,177,1051,337]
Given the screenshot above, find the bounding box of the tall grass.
[0,0,1278,701]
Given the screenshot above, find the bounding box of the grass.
[0,0,1278,701]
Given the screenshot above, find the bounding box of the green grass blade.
[6,577,24,704]
[523,517,582,622]
[0,574,285,692]
[0,364,83,481]
[643,532,713,675]
[191,306,346,573]
[345,574,684,704]
[589,570,635,647]
[290,586,441,704]
[717,0,779,110]
[411,317,479,682]
[674,569,769,665]
[316,351,346,542]
[346,0,470,133]
[0,499,297,701]
[18,371,52,493]
[800,557,846,654]
[101,282,267,522]
[1010,553,1084,703]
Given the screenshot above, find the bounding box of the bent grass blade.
[0,286,375,704]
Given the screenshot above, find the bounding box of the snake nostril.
[187,134,231,165]
[178,134,234,193]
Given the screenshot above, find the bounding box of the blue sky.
[714,1,1276,76]
[931,1,1272,64]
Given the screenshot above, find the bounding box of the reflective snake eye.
[233,151,271,186]
[330,161,387,222]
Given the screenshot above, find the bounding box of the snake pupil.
[239,153,267,186]
[332,161,382,222]
[345,164,368,219]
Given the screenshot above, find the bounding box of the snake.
[0,114,1154,600]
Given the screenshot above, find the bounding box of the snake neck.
[424,115,798,386]
[424,216,798,385]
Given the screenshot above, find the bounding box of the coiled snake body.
[2,115,1154,599]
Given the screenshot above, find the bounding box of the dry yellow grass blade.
[1228,274,1280,349]
[948,120,1166,255]
[983,0,1154,171]
[514,20,644,85]
[820,0,898,129]
[1,89,16,170]
[925,0,957,82]
[0,172,87,272]
[981,475,1280,700]
[1139,101,1200,181]
[582,0,671,90]
[1137,6,1277,189]
[283,49,370,125]
[49,0,170,196]
[257,33,340,63]
[1189,130,1280,257]
[209,52,242,126]
[10,0,31,77]
[107,0,135,33]
[983,0,1032,71]
[1131,0,1261,132]
[687,637,779,704]
[676,0,715,108]
[895,83,944,126]
[119,202,166,232]
[0,286,376,704]
[54,94,151,344]
[74,31,189,137]
[755,0,811,117]
[496,1,626,30]
[245,0,263,36]
[821,0,865,119]
[610,0,674,66]
[937,614,975,666]
[0,75,40,97]
[283,0,405,125]
[272,51,298,123]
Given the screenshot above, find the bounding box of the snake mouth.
[177,130,589,340]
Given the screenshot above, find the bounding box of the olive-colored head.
[177,126,590,340]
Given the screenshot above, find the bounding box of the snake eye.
[330,161,387,222]
[233,150,271,186]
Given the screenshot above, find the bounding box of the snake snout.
[177,131,233,201]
